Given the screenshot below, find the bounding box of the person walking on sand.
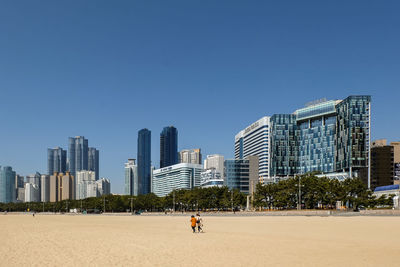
[196,213,203,233]
[190,215,197,233]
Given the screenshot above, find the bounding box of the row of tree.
[0,174,394,212]
[254,174,394,210]
[0,187,247,213]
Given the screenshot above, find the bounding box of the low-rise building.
[152,163,203,197]
[200,168,224,188]
[224,156,259,195]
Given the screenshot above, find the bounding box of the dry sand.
[0,214,399,266]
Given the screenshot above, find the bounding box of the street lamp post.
[296,175,304,210]
[129,197,134,214]
[231,190,234,213]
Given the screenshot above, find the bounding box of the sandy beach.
[0,214,399,266]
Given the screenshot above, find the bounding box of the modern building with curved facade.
[152,163,203,197]
[235,116,270,183]
[236,95,371,187]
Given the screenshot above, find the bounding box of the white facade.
[41,174,50,202]
[76,170,96,200]
[86,181,97,198]
[124,159,138,196]
[152,163,203,197]
[25,183,40,202]
[200,168,224,188]
[204,154,225,181]
[96,178,111,196]
[235,116,270,183]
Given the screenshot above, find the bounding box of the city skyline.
[1,1,399,194]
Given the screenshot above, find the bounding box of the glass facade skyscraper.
[68,136,88,177]
[138,128,151,195]
[47,147,67,175]
[160,126,178,168]
[88,147,99,180]
[270,114,298,177]
[0,166,16,203]
[124,159,138,196]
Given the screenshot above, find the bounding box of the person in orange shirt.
[190,215,197,233]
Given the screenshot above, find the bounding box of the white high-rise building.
[96,178,111,196]
[25,183,40,202]
[41,174,50,202]
[152,163,203,197]
[76,170,96,200]
[86,181,97,198]
[125,159,138,196]
[235,116,270,183]
[204,154,225,181]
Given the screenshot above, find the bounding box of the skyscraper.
[96,178,111,196]
[68,136,88,177]
[49,172,74,202]
[0,166,16,203]
[26,172,41,201]
[41,174,50,202]
[47,147,67,175]
[88,147,99,180]
[124,159,138,196]
[137,128,151,195]
[160,126,178,168]
[75,170,96,200]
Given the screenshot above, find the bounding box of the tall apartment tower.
[41,174,50,202]
[235,116,270,183]
[49,172,74,202]
[137,128,151,195]
[68,136,88,177]
[0,166,16,203]
[88,147,99,180]
[180,149,202,164]
[124,159,138,196]
[47,147,67,175]
[160,126,178,168]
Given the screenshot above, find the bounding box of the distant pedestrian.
[190,215,197,233]
[196,213,203,233]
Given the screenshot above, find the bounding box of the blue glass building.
[269,95,371,186]
[68,136,89,177]
[0,166,16,203]
[47,147,67,175]
[88,147,99,180]
[270,114,298,177]
[138,128,151,195]
[160,126,178,168]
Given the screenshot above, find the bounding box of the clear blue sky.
[1,1,399,193]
